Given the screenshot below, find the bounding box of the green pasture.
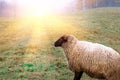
[0,7,120,80]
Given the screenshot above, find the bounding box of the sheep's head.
[54,35,77,47]
[54,35,68,47]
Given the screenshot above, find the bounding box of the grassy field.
[0,7,120,80]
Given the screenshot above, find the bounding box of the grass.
[0,7,120,80]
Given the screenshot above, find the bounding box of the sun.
[15,0,74,17]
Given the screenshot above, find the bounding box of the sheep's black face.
[54,36,68,47]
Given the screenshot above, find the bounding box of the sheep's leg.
[74,71,83,80]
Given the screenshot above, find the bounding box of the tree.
[13,0,17,17]
[0,0,7,17]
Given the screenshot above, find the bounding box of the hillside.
[0,7,120,80]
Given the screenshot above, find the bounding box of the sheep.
[54,34,120,80]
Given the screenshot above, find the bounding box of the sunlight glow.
[2,0,87,62]
[16,0,74,17]
[0,14,85,61]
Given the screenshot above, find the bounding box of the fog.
[0,0,120,17]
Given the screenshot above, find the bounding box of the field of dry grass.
[0,7,120,80]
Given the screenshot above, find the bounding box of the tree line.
[0,0,120,17]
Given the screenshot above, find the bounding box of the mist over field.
[1,0,120,17]
[0,0,120,80]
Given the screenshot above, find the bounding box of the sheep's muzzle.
[54,39,62,47]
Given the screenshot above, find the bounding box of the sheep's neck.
[63,42,82,71]
[62,42,76,61]
[63,41,75,52]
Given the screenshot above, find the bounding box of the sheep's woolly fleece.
[59,35,120,79]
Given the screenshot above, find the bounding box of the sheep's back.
[71,41,120,75]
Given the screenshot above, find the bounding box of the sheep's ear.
[67,35,76,43]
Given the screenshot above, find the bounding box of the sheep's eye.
[62,37,67,42]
